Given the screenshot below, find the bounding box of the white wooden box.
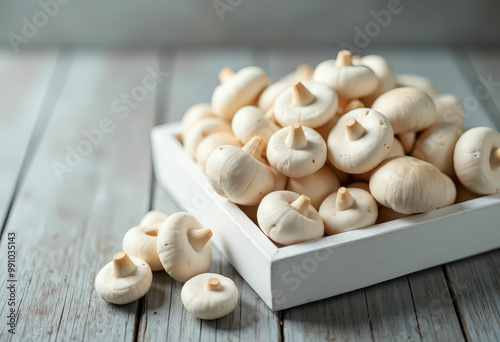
[151,122,500,311]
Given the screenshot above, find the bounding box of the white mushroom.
[95,252,152,305]
[453,126,500,195]
[336,99,365,116]
[280,64,314,83]
[267,123,327,178]
[286,164,341,209]
[396,74,439,98]
[212,66,271,120]
[440,174,457,208]
[257,191,324,245]
[328,108,394,174]
[196,132,241,173]
[434,94,465,126]
[319,187,378,235]
[313,50,379,101]
[412,123,462,177]
[371,87,437,134]
[139,210,168,228]
[273,81,338,128]
[181,273,238,320]
[123,225,163,271]
[231,106,280,147]
[206,136,275,206]
[180,103,215,141]
[157,212,213,283]
[183,117,232,159]
[353,54,396,106]
[370,156,447,214]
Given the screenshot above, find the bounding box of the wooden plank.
[138,48,281,341]
[445,251,500,341]
[0,50,58,227]
[407,268,464,342]
[0,50,162,341]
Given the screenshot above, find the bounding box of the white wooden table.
[0,46,499,342]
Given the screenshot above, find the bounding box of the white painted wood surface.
[0,47,499,341]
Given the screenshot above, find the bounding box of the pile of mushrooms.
[95,210,239,320]
[175,50,500,245]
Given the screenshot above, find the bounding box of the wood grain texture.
[0,50,160,341]
[0,51,58,227]
[137,48,281,341]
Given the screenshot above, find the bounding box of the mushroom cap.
[412,123,462,177]
[211,66,271,120]
[257,81,291,112]
[123,226,163,271]
[440,174,457,208]
[280,64,314,83]
[319,187,378,235]
[231,106,280,146]
[180,103,214,140]
[313,52,379,101]
[196,132,241,173]
[453,126,500,195]
[140,210,168,228]
[286,165,341,209]
[328,108,394,174]
[267,123,327,178]
[354,55,396,105]
[370,156,447,214]
[396,74,439,98]
[434,94,465,126]
[257,191,324,245]
[206,143,275,206]
[184,117,232,159]
[273,81,338,128]
[157,212,213,282]
[95,252,152,305]
[371,87,437,134]
[181,273,238,320]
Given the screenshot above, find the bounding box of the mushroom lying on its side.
[212,66,271,120]
[454,126,500,195]
[196,132,241,173]
[319,187,378,235]
[180,103,214,141]
[231,106,279,147]
[183,117,232,159]
[157,212,213,283]
[181,273,238,320]
[95,252,152,305]
[257,191,324,245]
[370,156,447,214]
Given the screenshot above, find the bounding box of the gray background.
[1,0,499,48]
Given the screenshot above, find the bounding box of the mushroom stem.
[335,50,353,67]
[143,226,159,237]
[336,188,355,211]
[292,81,316,107]
[494,148,500,163]
[112,252,138,278]
[188,228,213,252]
[204,277,222,291]
[398,131,416,154]
[296,64,313,81]
[345,118,366,141]
[285,123,308,150]
[218,67,235,83]
[242,136,265,159]
[290,195,311,217]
